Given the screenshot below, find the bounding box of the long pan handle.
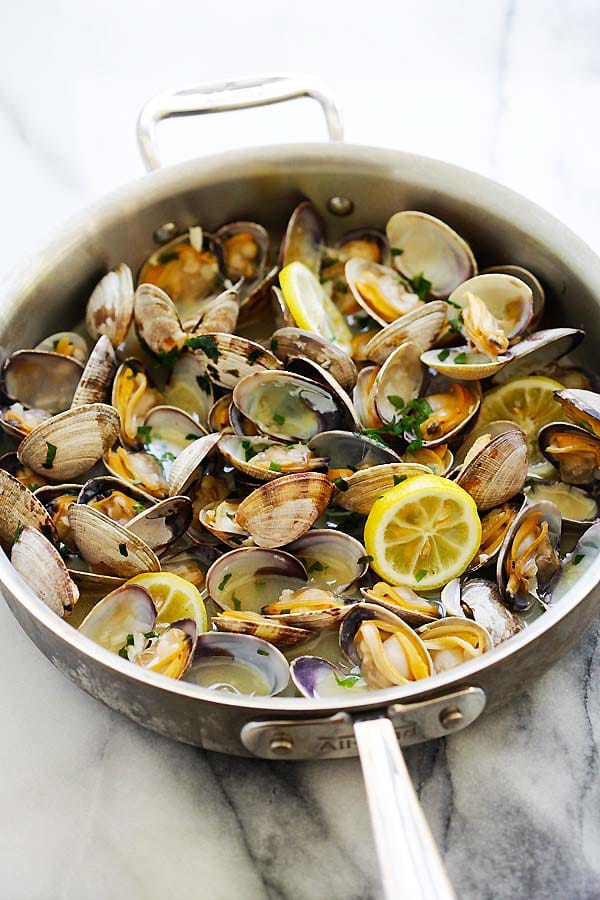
[137,73,344,170]
[353,717,457,900]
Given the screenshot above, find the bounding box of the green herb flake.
[158,251,179,265]
[136,425,152,445]
[42,442,57,470]
[391,247,404,257]
[247,348,263,364]
[241,439,258,462]
[187,334,221,362]
[118,646,129,659]
[185,433,199,441]
[415,570,427,582]
[387,395,405,410]
[269,461,282,472]
[226,368,240,378]
[13,521,24,544]
[573,554,585,566]
[447,311,464,334]
[334,673,360,688]
[132,503,145,515]
[437,349,450,362]
[357,554,373,565]
[411,272,432,301]
[160,451,176,463]
[257,648,269,656]
[305,560,325,573]
[333,476,349,491]
[52,338,60,350]
[27,483,39,492]
[119,542,128,557]
[273,413,286,426]
[232,596,242,611]
[218,573,232,591]
[195,374,211,394]
[453,352,468,365]
[144,631,159,639]
[393,475,407,485]
[126,634,135,646]
[279,608,291,615]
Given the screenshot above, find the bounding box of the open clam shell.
[208,394,233,433]
[280,200,324,274]
[215,221,269,285]
[0,452,47,490]
[86,263,135,347]
[453,419,526,470]
[191,332,282,390]
[133,283,187,357]
[213,609,313,650]
[218,433,326,482]
[340,602,433,688]
[112,358,163,448]
[198,499,252,548]
[418,378,481,448]
[456,429,528,510]
[538,422,600,485]
[77,476,152,523]
[466,495,525,574]
[71,335,117,407]
[524,479,598,526]
[159,543,221,589]
[482,264,545,328]
[345,258,423,325]
[233,370,358,442]
[308,430,402,471]
[0,403,50,441]
[363,301,448,364]
[18,403,120,481]
[103,447,170,500]
[386,211,477,299]
[189,288,240,338]
[285,529,369,592]
[496,499,562,611]
[360,582,443,627]
[235,472,334,548]
[35,331,89,363]
[68,504,160,578]
[417,616,492,673]
[3,349,83,414]
[353,366,384,429]
[262,587,353,631]
[492,328,584,384]
[271,327,357,392]
[163,352,213,430]
[460,579,522,645]
[186,632,290,696]
[11,525,79,617]
[373,341,424,424]
[0,470,58,548]
[448,273,533,339]
[79,583,157,654]
[331,463,430,514]
[554,388,600,435]
[127,496,193,555]
[134,619,198,680]
[167,432,221,496]
[420,345,511,380]
[206,546,307,613]
[290,656,367,698]
[35,483,81,549]
[552,522,600,604]
[141,405,206,474]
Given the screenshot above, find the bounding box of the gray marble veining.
[1,1,600,898]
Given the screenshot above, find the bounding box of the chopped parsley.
[136,425,152,445]
[411,272,432,300]
[437,349,450,362]
[257,648,269,656]
[447,310,464,334]
[321,255,340,268]
[232,596,242,610]
[573,554,585,566]
[279,608,291,615]
[393,475,407,485]
[334,673,360,688]
[132,503,145,515]
[391,247,404,257]
[453,352,468,365]
[415,569,427,582]
[247,348,263,364]
[241,439,258,462]
[13,521,24,543]
[361,397,433,455]
[333,476,349,491]
[118,542,128,557]
[187,334,221,362]
[158,251,179,264]
[387,395,405,410]
[118,646,129,659]
[160,451,176,463]
[357,554,373,565]
[144,631,159,639]
[273,413,286,426]
[304,560,325,573]
[269,461,282,472]
[195,374,211,394]
[218,573,232,591]
[42,442,57,470]
[185,433,199,441]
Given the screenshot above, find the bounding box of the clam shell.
[285,529,369,591]
[35,331,89,363]
[554,388,600,435]
[127,496,193,555]
[206,546,308,612]
[213,610,313,649]
[79,583,157,653]
[0,470,58,548]
[386,211,477,299]
[192,332,282,390]
[167,432,221,496]
[215,221,269,285]
[420,346,511,380]
[460,578,522,645]
[280,200,324,274]
[308,430,402,469]
[453,419,526,470]
[364,301,448,363]
[353,366,384,429]
[448,273,533,339]
[290,656,366,699]
[417,616,492,672]
[345,258,423,325]
[524,479,598,526]
[11,525,78,617]
[190,289,240,334]
[373,340,424,424]
[236,473,334,548]
[496,499,562,610]
[271,327,357,392]
[71,335,117,407]
[68,504,160,577]
[18,404,120,481]
[482,264,545,328]
[136,619,197,680]
[3,349,83,414]
[86,263,135,347]
[492,328,584,383]
[218,433,325,482]
[133,283,187,357]
[456,430,528,510]
[163,353,213,430]
[187,632,290,696]
[208,394,233,432]
[332,463,430,514]
[538,422,600,485]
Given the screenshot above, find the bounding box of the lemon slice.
[477,376,564,465]
[364,474,481,589]
[126,572,208,631]
[279,261,353,355]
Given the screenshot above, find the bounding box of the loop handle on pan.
[137,73,344,171]
[354,717,457,900]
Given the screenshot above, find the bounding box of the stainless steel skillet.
[2,74,600,900]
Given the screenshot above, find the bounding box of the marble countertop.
[2,1,600,897]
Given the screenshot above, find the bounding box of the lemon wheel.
[364,474,482,589]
